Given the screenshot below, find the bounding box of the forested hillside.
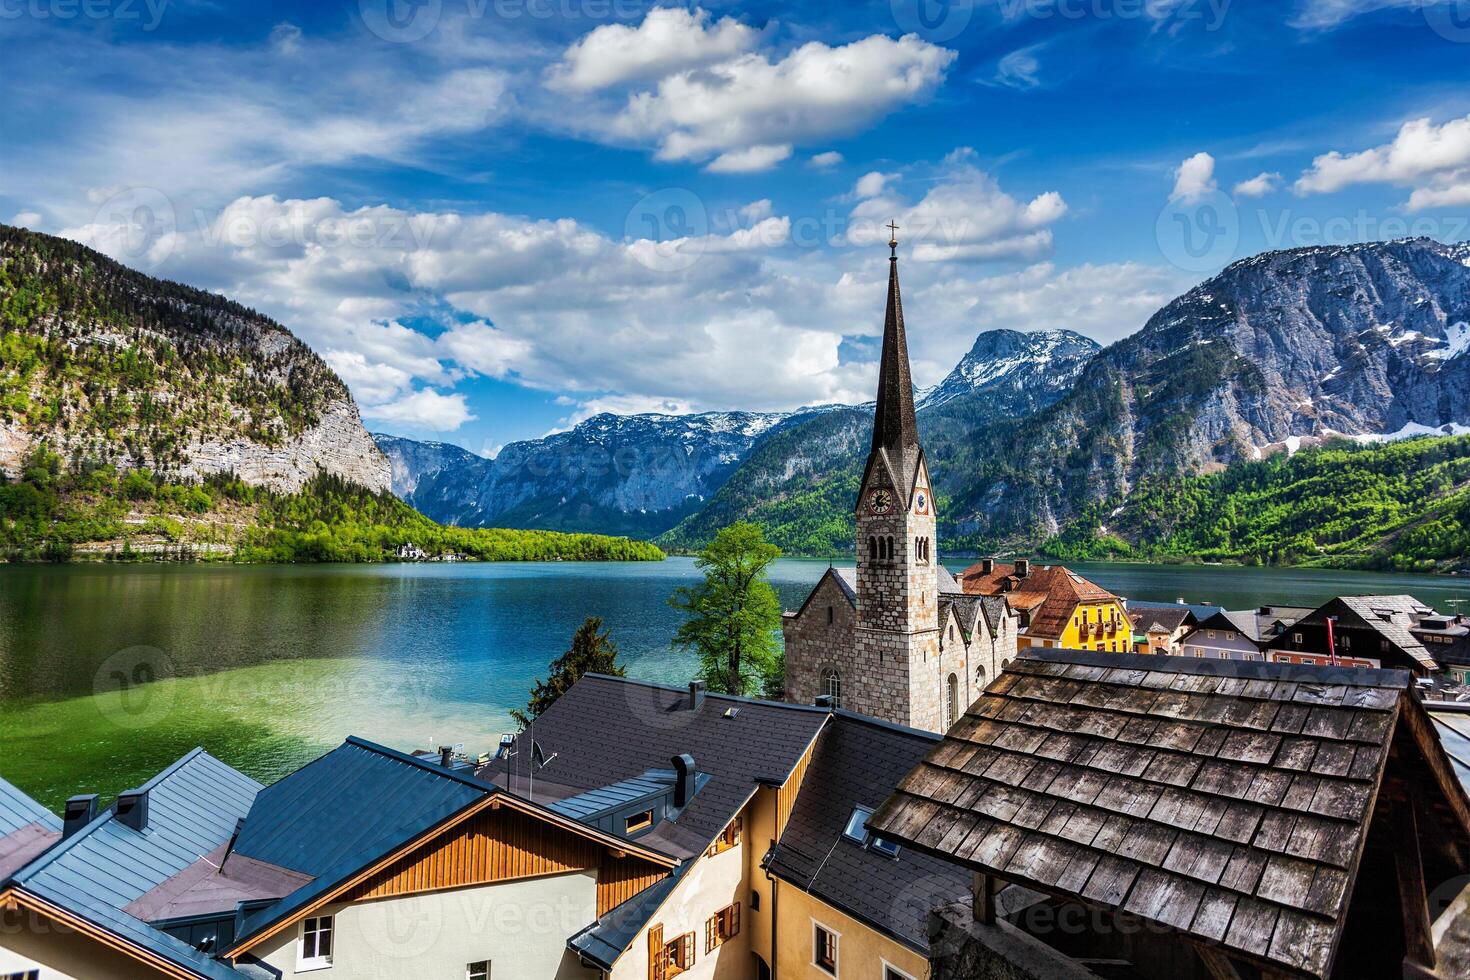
[1041,435,1470,572]
[0,445,663,563]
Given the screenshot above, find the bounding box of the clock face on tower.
[915,491,928,514]
[868,488,894,515]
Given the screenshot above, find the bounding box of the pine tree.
[511,617,625,727]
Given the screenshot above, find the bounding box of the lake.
[3,558,1469,810]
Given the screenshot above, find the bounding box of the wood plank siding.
[597,852,669,916]
[776,735,820,837]
[343,803,667,904]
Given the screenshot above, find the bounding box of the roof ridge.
[1021,647,1414,687]
[578,674,832,713]
[831,708,942,743]
[342,736,496,792]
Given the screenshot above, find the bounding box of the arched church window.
[868,536,878,561]
[944,673,959,730]
[1001,659,1011,672]
[976,665,988,688]
[884,536,894,560]
[824,667,841,709]
[827,605,834,625]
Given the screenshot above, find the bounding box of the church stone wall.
[782,572,855,708]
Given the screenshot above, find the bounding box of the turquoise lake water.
[2,558,1468,809]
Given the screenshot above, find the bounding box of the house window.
[707,816,742,856]
[1294,632,1303,644]
[883,965,917,980]
[944,673,959,730]
[750,889,761,912]
[813,921,839,976]
[705,902,741,952]
[625,809,654,835]
[825,668,841,709]
[468,962,490,980]
[3,973,40,980]
[663,932,695,977]
[1341,635,1351,649]
[870,833,901,859]
[843,805,873,844]
[298,915,333,970]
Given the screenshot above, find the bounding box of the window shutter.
[705,917,714,954]
[683,932,695,966]
[649,924,665,980]
[733,901,740,937]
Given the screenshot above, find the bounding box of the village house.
[957,559,1130,655]
[1126,604,1199,655]
[1180,605,1313,661]
[1264,595,1441,675]
[1411,612,1470,685]
[783,235,1016,733]
[870,647,1470,980]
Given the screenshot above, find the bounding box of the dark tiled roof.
[870,648,1422,979]
[766,713,968,954]
[126,843,312,923]
[1128,605,1195,634]
[481,675,828,861]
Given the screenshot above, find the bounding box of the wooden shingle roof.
[869,648,1457,979]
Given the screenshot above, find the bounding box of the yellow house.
[959,559,1130,654]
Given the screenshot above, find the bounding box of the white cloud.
[10,211,42,229]
[1170,152,1217,203]
[607,32,955,168]
[1233,172,1281,198]
[1290,0,1437,29]
[436,321,533,379]
[1294,114,1470,210]
[848,154,1067,263]
[740,199,774,222]
[364,389,476,432]
[809,151,844,169]
[548,7,758,92]
[269,22,303,56]
[704,144,793,173]
[990,45,1043,90]
[854,171,895,199]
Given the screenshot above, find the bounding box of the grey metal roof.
[765,712,968,954]
[13,749,260,910]
[548,770,675,821]
[1431,706,1470,795]
[936,564,965,595]
[0,774,59,837]
[6,749,259,980]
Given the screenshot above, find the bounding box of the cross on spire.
[886,220,899,258]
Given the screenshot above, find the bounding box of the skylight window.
[870,834,902,859]
[843,805,873,843]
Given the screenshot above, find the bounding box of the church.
[782,232,1017,733]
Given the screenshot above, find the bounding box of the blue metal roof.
[7,748,260,979]
[231,737,492,945]
[0,774,59,836]
[230,736,487,879]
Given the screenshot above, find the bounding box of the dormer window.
[625,809,654,835]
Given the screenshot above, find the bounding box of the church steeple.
[870,224,920,476]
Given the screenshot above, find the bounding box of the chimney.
[688,681,706,711]
[439,745,454,767]
[981,558,994,575]
[1016,559,1030,578]
[62,795,98,839]
[114,789,149,832]
[814,694,835,711]
[672,753,696,808]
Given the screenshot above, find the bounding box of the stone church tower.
[850,229,943,731]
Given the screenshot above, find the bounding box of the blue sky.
[3,0,1469,454]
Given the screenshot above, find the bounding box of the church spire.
[870,222,919,459]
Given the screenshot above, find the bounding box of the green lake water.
[3,558,1468,811]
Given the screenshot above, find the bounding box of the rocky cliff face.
[401,410,797,536]
[0,225,390,494]
[374,434,484,497]
[919,328,1100,412]
[949,238,1470,541]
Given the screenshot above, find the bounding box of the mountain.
[946,238,1470,545]
[658,328,1102,553]
[374,433,483,498]
[918,328,1101,411]
[0,224,389,493]
[1039,434,1470,573]
[398,410,800,537]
